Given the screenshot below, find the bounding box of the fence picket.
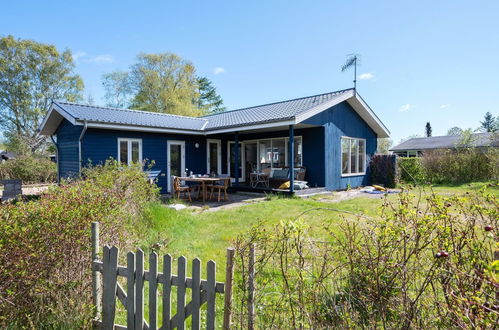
[102,246,119,328]
[93,232,228,330]
[127,252,136,329]
[176,256,187,330]
[192,258,201,329]
[149,252,158,330]
[163,254,172,330]
[206,260,216,330]
[135,249,144,330]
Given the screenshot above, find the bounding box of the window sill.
[341,172,366,177]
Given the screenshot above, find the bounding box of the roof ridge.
[54,101,208,122]
[201,88,354,118]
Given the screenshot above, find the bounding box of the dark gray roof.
[54,101,208,131]
[391,133,499,151]
[40,88,390,137]
[202,89,352,130]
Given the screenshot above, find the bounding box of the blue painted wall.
[55,119,82,179]
[304,101,377,190]
[81,128,206,193]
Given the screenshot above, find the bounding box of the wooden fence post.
[192,258,201,330]
[207,260,217,330]
[177,256,187,330]
[91,222,102,319]
[126,252,136,329]
[223,248,235,330]
[135,249,145,330]
[248,244,256,330]
[102,246,119,328]
[149,252,158,330]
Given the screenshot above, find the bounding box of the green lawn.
[137,181,498,281]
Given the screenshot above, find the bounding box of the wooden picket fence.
[91,222,235,330]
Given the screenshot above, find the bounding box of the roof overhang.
[39,103,78,135]
[83,121,205,135]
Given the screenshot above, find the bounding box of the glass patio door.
[167,140,185,192]
[207,139,221,175]
[228,141,244,182]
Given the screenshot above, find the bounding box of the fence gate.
[91,222,234,330]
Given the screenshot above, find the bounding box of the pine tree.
[425,122,432,137]
[479,112,498,132]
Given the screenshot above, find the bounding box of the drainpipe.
[50,135,60,183]
[78,121,88,174]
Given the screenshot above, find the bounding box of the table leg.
[202,182,206,203]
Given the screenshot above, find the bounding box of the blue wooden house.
[39,88,389,193]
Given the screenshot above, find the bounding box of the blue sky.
[1,0,498,143]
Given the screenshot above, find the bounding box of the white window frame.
[206,139,222,175]
[241,136,303,170]
[117,138,143,165]
[341,136,366,177]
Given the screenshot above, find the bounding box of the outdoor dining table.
[179,176,231,203]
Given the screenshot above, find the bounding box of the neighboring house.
[39,88,389,193]
[0,151,17,162]
[391,133,499,157]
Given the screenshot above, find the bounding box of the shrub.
[232,187,498,328]
[0,160,158,328]
[370,154,397,188]
[397,157,426,184]
[0,155,57,184]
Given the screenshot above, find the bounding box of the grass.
[121,181,497,327]
[138,181,498,279]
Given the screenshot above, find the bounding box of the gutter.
[78,120,88,173]
[50,135,60,183]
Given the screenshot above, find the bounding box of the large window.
[255,137,302,170]
[118,138,142,165]
[341,137,366,175]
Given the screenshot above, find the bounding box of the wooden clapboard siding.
[55,119,83,179]
[304,101,377,190]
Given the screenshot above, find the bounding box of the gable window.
[341,137,366,176]
[118,138,142,165]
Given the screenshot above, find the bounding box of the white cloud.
[398,104,414,112]
[358,73,374,80]
[213,67,226,75]
[84,54,115,64]
[439,104,450,109]
[72,51,87,62]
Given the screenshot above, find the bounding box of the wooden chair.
[172,176,192,202]
[208,177,230,202]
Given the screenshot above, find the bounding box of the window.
[341,137,366,175]
[255,137,303,170]
[118,138,142,165]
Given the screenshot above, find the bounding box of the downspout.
[78,121,88,174]
[50,135,60,183]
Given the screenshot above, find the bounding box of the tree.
[196,76,225,113]
[447,126,463,136]
[376,138,392,154]
[0,36,83,151]
[130,52,201,116]
[102,71,132,108]
[425,122,432,137]
[479,112,498,132]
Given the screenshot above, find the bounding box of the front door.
[206,139,222,175]
[167,140,185,192]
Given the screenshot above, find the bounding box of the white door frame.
[227,141,245,182]
[206,139,222,175]
[167,140,185,193]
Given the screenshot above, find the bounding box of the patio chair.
[172,176,192,202]
[208,175,230,202]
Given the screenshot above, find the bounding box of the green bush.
[0,155,57,184]
[370,154,397,188]
[397,157,426,184]
[0,160,158,328]
[232,187,498,328]
[398,149,499,185]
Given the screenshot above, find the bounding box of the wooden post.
[126,252,136,329]
[192,258,201,330]
[248,244,255,330]
[206,260,217,330]
[91,222,102,319]
[163,254,172,330]
[135,249,145,330]
[177,256,187,330]
[102,246,119,328]
[149,252,158,330]
[289,125,295,193]
[223,248,235,330]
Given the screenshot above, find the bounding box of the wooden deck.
[229,184,328,196]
